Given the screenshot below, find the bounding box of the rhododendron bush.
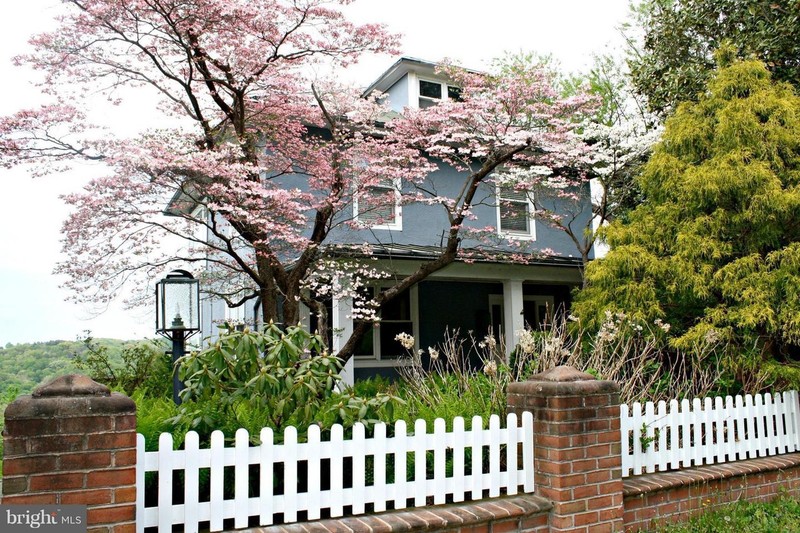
[1,0,601,361]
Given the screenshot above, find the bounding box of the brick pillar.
[2,374,137,533]
[507,366,624,533]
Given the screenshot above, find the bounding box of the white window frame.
[354,177,403,231]
[416,77,461,108]
[354,284,419,366]
[496,185,536,240]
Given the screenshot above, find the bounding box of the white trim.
[502,281,525,359]
[332,292,355,386]
[496,185,536,240]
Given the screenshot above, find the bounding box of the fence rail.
[621,391,800,477]
[135,412,534,533]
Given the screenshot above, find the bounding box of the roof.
[362,56,483,97]
[322,243,584,268]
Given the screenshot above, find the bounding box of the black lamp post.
[155,270,200,404]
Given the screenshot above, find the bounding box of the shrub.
[174,322,396,442]
[73,335,171,398]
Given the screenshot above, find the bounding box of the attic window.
[498,186,535,238]
[418,79,461,108]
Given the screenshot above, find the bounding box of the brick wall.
[623,453,800,532]
[2,374,137,533]
[4,370,800,533]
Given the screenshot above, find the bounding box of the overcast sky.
[0,0,632,346]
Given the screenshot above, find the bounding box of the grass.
[646,495,800,532]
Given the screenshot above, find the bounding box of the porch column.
[502,279,524,358]
[332,294,355,386]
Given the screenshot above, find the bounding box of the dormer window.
[418,79,462,108]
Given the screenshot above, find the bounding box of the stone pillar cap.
[528,365,597,382]
[32,374,111,397]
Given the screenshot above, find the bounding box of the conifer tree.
[574,52,800,373]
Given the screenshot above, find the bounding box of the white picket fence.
[621,391,800,477]
[135,412,534,533]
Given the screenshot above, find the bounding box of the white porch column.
[502,280,525,359]
[332,293,355,387]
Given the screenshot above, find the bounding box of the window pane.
[354,322,375,357]
[379,321,413,359]
[359,186,396,224]
[419,80,442,99]
[500,202,529,232]
[447,86,462,101]
[500,187,528,202]
[381,289,410,320]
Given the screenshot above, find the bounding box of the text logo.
[1,505,86,533]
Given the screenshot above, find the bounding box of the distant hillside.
[0,338,131,396]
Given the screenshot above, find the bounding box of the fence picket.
[643,402,656,469]
[283,426,299,524]
[306,425,322,520]
[789,391,800,452]
[136,434,146,533]
[157,433,174,533]
[631,402,643,475]
[775,393,789,453]
[656,401,667,472]
[620,404,631,476]
[489,415,501,498]
[352,423,367,515]
[234,429,249,529]
[209,430,224,532]
[691,398,702,467]
[373,422,388,513]
[393,420,408,511]
[329,424,344,517]
[413,419,427,508]
[702,397,713,465]
[764,393,776,455]
[522,411,534,493]
[433,418,446,505]
[506,413,518,496]
[183,431,200,533]
[259,427,274,526]
[713,397,724,464]
[471,415,483,501]
[668,400,679,470]
[452,417,466,503]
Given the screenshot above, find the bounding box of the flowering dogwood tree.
[1,0,599,361]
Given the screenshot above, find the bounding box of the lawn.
[646,495,800,532]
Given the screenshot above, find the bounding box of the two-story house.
[197,57,594,382]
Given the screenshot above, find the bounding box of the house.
[196,57,595,383]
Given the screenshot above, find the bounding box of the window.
[497,186,534,238]
[355,177,402,230]
[354,286,416,362]
[224,302,250,331]
[523,296,554,330]
[418,79,461,108]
